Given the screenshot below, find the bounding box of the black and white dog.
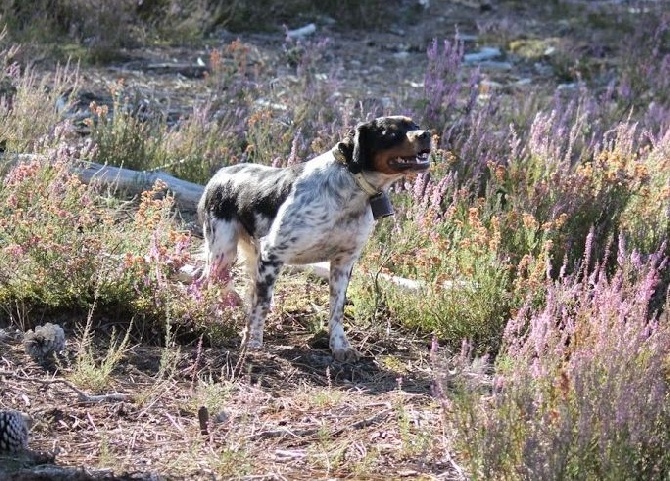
[198,116,432,362]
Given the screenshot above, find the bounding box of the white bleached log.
[286,262,472,291]
[0,153,204,211]
[75,161,204,212]
[286,23,317,39]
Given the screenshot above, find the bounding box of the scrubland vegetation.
[0,0,668,478]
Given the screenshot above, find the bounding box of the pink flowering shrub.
[0,155,110,307]
[443,233,670,479]
[0,151,232,339]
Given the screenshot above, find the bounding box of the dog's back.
[198,163,303,240]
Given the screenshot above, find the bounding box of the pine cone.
[0,410,29,452]
[23,323,65,363]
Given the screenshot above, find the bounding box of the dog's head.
[337,116,432,176]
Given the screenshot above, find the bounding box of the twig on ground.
[77,393,132,403]
[444,449,468,480]
[248,426,317,441]
[0,371,132,404]
[248,408,393,441]
[332,408,393,436]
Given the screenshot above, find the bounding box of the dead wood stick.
[74,160,204,212]
[332,408,393,436]
[248,426,318,441]
[76,393,132,403]
[0,153,204,212]
[248,408,393,441]
[0,371,132,403]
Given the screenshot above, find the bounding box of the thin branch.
[248,408,393,441]
[0,371,132,403]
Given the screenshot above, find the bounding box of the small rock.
[513,78,533,87]
[557,82,580,91]
[478,61,513,71]
[534,62,554,76]
[212,411,230,424]
[23,323,65,364]
[455,33,479,43]
[481,79,503,90]
[464,46,502,63]
[544,46,557,57]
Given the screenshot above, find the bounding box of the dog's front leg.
[242,257,283,350]
[329,258,360,362]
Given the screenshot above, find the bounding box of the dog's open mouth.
[388,149,431,171]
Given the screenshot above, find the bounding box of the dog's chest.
[282,212,374,264]
[267,183,375,263]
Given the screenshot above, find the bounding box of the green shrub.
[0,152,238,342]
[86,92,168,172]
[443,238,670,480]
[0,156,121,307]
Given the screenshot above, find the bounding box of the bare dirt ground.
[0,1,635,479]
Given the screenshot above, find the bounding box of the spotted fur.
[198,116,432,362]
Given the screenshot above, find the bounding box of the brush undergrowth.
[440,234,670,480]
[0,0,407,54]
[0,0,668,477]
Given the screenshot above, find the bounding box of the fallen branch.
[0,371,132,404]
[76,393,132,403]
[288,262,429,290]
[0,153,204,212]
[286,23,317,39]
[75,161,204,212]
[178,257,474,293]
[283,262,474,292]
[248,408,393,441]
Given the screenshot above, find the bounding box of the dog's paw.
[332,347,360,363]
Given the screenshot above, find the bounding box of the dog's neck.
[332,145,381,196]
[331,146,395,219]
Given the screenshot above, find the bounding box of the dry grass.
[1,1,669,479]
[0,281,457,479]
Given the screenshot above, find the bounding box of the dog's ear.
[335,128,355,164]
[349,122,371,174]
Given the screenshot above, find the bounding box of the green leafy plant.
[69,309,133,392]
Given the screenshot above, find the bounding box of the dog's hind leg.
[237,235,260,303]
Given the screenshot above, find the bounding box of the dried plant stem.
[0,371,131,404]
